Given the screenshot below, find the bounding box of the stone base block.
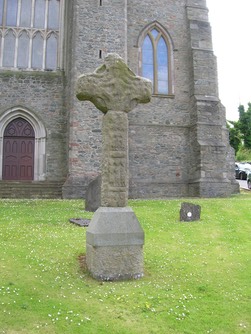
[86,244,144,281]
[86,207,144,281]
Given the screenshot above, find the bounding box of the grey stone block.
[86,207,144,280]
[86,244,144,281]
[86,207,144,246]
[85,175,101,212]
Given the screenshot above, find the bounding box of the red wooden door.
[3,118,35,180]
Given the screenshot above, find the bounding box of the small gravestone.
[85,175,101,212]
[180,202,201,222]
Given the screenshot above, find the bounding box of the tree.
[227,103,251,157]
[227,120,241,153]
[238,103,251,149]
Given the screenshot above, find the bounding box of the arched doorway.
[3,118,35,180]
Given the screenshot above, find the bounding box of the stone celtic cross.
[76,54,152,207]
[76,54,152,280]
[76,53,152,207]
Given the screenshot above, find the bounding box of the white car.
[235,162,251,180]
[247,171,251,190]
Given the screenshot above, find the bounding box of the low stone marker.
[69,218,90,227]
[85,175,101,212]
[180,202,201,222]
[76,53,152,280]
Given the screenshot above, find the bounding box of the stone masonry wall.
[0,71,67,181]
[61,0,238,198]
[186,0,238,196]
[0,0,237,199]
[63,0,128,198]
[127,0,193,198]
[62,0,237,199]
[63,0,195,198]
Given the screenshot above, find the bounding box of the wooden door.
[3,118,35,180]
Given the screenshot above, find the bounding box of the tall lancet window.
[141,25,173,95]
[0,0,63,70]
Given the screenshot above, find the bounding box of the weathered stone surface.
[77,53,150,280]
[77,53,152,207]
[86,207,144,281]
[85,175,101,211]
[180,202,201,222]
[101,110,128,207]
[86,207,144,246]
[76,53,152,113]
[86,244,144,281]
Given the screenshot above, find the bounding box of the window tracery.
[0,0,62,70]
[140,23,174,96]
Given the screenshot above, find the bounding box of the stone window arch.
[0,106,47,180]
[138,22,174,96]
[0,0,64,70]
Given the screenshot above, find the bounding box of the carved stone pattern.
[76,53,152,207]
[4,118,35,138]
[76,53,152,113]
[101,111,128,207]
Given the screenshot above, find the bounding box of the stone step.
[0,181,63,199]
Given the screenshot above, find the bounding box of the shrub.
[236,146,251,162]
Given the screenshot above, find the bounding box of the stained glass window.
[46,33,58,69]
[3,30,15,67]
[34,0,45,28]
[157,37,168,94]
[0,0,62,70]
[141,27,172,95]
[17,31,30,68]
[20,0,32,27]
[48,0,60,29]
[32,33,44,69]
[6,0,18,26]
[142,35,154,82]
[0,0,3,25]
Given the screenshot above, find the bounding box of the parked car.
[235,162,251,180]
[247,171,251,190]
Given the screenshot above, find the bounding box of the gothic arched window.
[140,24,174,96]
[0,0,63,70]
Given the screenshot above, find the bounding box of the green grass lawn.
[0,193,250,334]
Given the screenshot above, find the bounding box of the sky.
[206,0,251,120]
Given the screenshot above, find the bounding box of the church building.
[0,0,238,198]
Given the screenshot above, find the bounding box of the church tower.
[62,0,238,198]
[185,0,238,196]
